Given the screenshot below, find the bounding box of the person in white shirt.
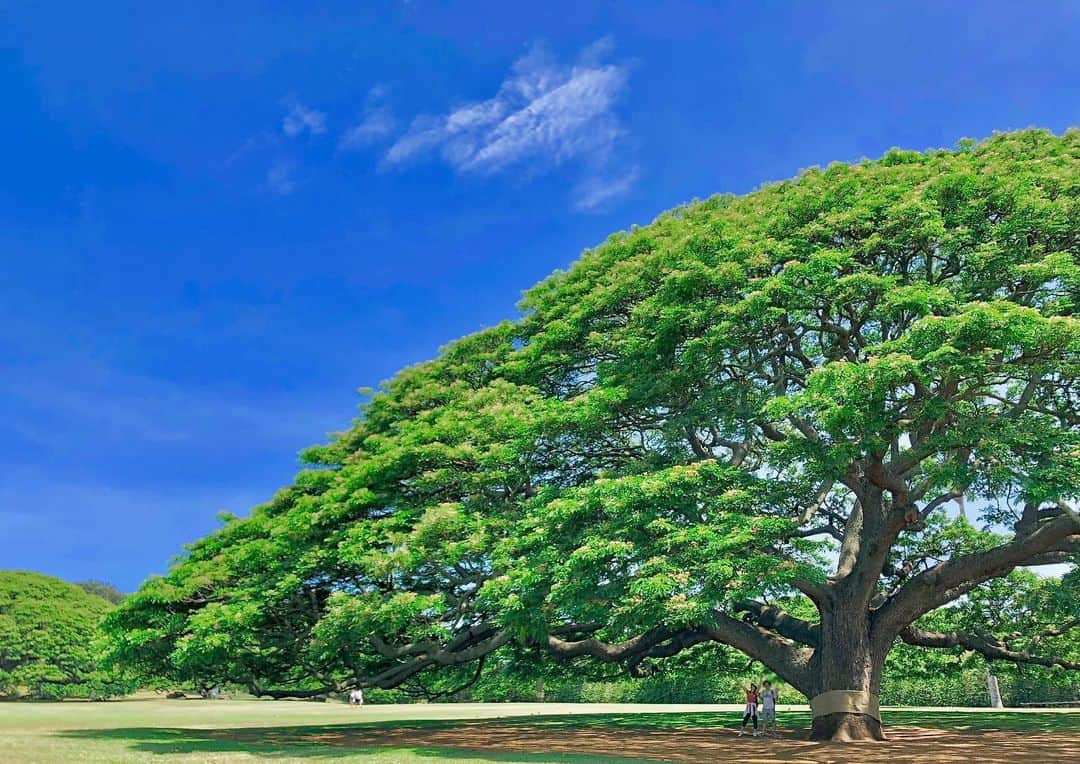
[759,680,779,737]
[349,688,364,707]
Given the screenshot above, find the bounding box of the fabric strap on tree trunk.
[809,690,880,721]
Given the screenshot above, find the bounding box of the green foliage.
[75,581,127,606]
[883,566,1080,705]
[0,571,136,699]
[109,129,1080,697]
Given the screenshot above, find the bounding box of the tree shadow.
[56,711,1080,762]
[881,711,1080,733]
[57,724,660,762]
[58,720,1080,764]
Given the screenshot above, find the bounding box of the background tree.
[884,564,1080,706]
[0,571,136,699]
[108,130,1080,740]
[75,580,127,606]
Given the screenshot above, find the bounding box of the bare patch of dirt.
[224,722,1080,763]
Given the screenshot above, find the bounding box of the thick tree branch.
[369,623,500,661]
[628,631,715,677]
[758,422,787,442]
[900,624,1080,671]
[358,627,512,691]
[796,525,845,542]
[544,610,814,693]
[251,683,338,699]
[791,578,831,610]
[873,512,1080,644]
[799,480,836,525]
[406,655,489,700]
[1004,373,1046,419]
[1019,549,1079,567]
[702,610,813,693]
[545,625,673,661]
[834,499,864,579]
[734,600,820,647]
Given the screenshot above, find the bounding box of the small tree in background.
[0,571,136,699]
[75,580,127,606]
[109,130,1080,740]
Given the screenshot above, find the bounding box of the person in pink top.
[737,683,759,737]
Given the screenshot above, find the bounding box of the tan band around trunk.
[809,690,881,721]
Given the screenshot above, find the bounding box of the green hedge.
[1001,674,1080,706]
[879,672,990,707]
[535,675,805,705]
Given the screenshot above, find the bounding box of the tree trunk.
[808,605,886,742]
[810,709,884,742]
[986,668,1003,708]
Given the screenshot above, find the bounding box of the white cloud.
[265,160,296,194]
[339,85,398,151]
[573,165,640,212]
[340,109,396,150]
[383,41,636,204]
[282,101,327,138]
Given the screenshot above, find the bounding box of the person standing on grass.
[760,680,779,737]
[349,688,364,707]
[737,683,759,737]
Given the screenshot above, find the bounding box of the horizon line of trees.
[3,565,1076,704]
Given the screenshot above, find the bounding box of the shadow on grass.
[385,710,1080,734]
[882,711,1080,733]
[57,724,661,762]
[56,710,1080,761]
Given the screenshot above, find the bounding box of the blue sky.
[2,2,1079,591]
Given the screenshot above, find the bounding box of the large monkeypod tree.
[108,130,1080,741]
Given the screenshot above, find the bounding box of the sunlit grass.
[2,698,1077,762]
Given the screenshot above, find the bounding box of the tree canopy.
[75,580,127,606]
[0,570,135,699]
[108,129,1080,739]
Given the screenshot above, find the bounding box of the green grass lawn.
[2,699,1078,763]
[0,700,661,764]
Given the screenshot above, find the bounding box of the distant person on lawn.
[760,680,779,737]
[349,688,364,707]
[738,683,759,737]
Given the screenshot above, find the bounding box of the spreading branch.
[873,512,1080,644]
[900,624,1080,671]
[734,600,820,647]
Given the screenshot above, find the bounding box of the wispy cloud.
[224,98,326,195]
[382,40,637,207]
[3,354,346,449]
[282,100,327,138]
[265,159,296,194]
[2,348,353,589]
[339,85,396,150]
[573,165,641,212]
[340,110,395,149]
